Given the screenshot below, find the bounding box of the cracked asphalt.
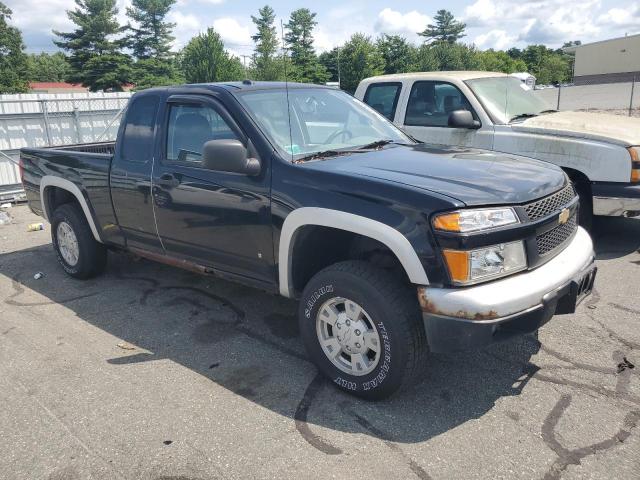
[1,204,639,480]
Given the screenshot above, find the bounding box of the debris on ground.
[27,223,44,232]
[617,357,636,373]
[0,211,11,225]
[116,342,136,350]
[33,272,44,280]
[0,203,12,209]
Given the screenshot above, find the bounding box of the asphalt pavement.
[1,204,639,480]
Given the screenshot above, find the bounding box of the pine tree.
[284,8,327,83]
[126,0,175,60]
[338,33,385,93]
[251,5,281,81]
[0,2,29,93]
[419,10,466,44]
[181,28,244,84]
[126,0,181,88]
[54,0,131,91]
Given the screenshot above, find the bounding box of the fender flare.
[278,207,429,298]
[40,176,103,243]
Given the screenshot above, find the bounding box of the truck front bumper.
[418,227,596,353]
[592,183,640,217]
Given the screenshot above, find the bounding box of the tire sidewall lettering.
[304,284,334,318]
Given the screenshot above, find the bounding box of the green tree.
[477,49,527,73]
[518,45,571,84]
[376,34,416,74]
[318,47,340,82]
[0,2,29,93]
[284,8,327,83]
[126,0,175,59]
[132,57,183,89]
[54,0,131,91]
[26,53,71,83]
[181,28,244,83]
[419,10,466,44]
[126,0,181,88]
[251,5,281,81]
[338,33,384,93]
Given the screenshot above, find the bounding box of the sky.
[5,0,640,57]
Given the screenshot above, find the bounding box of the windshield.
[466,77,553,124]
[235,87,412,160]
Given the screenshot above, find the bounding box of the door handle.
[157,174,179,188]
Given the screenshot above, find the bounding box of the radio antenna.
[280,19,294,161]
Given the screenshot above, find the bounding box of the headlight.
[442,241,527,285]
[629,147,640,183]
[433,207,519,233]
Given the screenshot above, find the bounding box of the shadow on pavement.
[592,216,640,260]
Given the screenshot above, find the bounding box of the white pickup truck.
[355,71,640,226]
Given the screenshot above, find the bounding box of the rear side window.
[121,95,160,163]
[363,83,401,120]
[404,81,476,127]
[166,104,239,165]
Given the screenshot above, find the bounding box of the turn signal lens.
[442,249,470,282]
[629,148,640,183]
[433,207,519,233]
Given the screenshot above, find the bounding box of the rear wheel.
[299,261,427,400]
[51,203,107,279]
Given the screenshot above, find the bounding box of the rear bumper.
[419,227,596,353]
[592,183,640,217]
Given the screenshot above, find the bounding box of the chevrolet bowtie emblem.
[558,208,570,225]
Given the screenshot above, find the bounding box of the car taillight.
[629,147,640,183]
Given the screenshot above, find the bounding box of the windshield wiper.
[539,109,558,114]
[357,139,395,150]
[294,149,365,163]
[508,113,539,123]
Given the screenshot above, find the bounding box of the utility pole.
[240,55,251,77]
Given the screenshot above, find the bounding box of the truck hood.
[305,144,566,206]
[513,111,640,147]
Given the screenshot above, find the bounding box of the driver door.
[152,95,274,284]
[400,81,493,150]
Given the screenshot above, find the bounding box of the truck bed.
[20,142,117,235]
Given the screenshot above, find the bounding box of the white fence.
[0,92,131,201]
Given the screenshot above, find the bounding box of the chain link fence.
[533,76,639,117]
[0,94,130,201]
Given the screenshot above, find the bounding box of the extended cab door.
[110,93,163,252]
[395,80,494,150]
[151,94,274,285]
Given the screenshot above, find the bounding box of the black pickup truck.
[20,82,596,399]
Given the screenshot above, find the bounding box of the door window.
[363,83,402,120]
[404,81,476,127]
[120,95,160,163]
[166,104,239,165]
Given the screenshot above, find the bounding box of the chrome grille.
[536,214,578,256]
[524,183,576,221]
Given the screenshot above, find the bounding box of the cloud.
[212,17,253,53]
[167,10,202,49]
[374,8,430,40]
[474,30,517,50]
[598,3,640,30]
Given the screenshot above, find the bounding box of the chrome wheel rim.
[316,297,381,376]
[57,221,79,266]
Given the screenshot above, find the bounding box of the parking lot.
[1,204,639,480]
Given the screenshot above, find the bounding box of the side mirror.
[202,139,261,176]
[448,110,481,129]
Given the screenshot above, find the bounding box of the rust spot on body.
[417,287,499,321]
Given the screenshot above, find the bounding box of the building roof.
[563,33,640,52]
[29,82,86,90]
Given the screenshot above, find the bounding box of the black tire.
[298,261,427,400]
[51,203,107,279]
[574,181,593,231]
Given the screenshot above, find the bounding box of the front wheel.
[298,261,427,400]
